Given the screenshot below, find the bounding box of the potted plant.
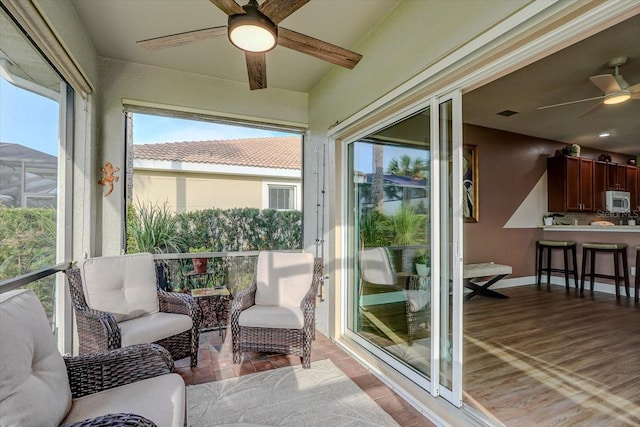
[413,249,430,276]
[189,246,209,273]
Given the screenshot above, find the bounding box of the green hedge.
[0,207,56,316]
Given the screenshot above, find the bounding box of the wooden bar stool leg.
[536,242,542,287]
[613,250,621,299]
[546,246,552,285]
[580,247,587,293]
[589,248,596,292]
[563,247,570,290]
[621,247,629,297]
[571,246,578,289]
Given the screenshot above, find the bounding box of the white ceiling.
[70,0,400,93]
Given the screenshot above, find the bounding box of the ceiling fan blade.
[137,26,227,51]
[629,82,640,94]
[537,95,604,110]
[589,74,622,94]
[259,0,309,24]
[209,0,244,16]
[245,51,267,90]
[579,101,604,118]
[278,27,362,69]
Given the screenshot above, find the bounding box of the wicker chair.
[231,252,322,369]
[359,247,430,345]
[65,252,201,368]
[0,289,185,426]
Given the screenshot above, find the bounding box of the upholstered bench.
[463,263,512,301]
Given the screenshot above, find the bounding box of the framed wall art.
[463,144,478,222]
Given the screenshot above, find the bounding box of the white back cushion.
[359,247,397,286]
[80,253,159,322]
[0,289,72,426]
[255,252,314,307]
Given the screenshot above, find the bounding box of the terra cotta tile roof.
[133,137,301,170]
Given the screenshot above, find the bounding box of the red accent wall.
[463,124,637,284]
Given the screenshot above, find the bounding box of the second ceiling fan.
[137,0,363,90]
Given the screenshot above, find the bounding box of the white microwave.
[605,190,631,213]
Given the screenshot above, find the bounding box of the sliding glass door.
[344,90,463,405]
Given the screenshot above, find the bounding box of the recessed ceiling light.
[599,132,610,138]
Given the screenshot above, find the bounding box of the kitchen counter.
[542,225,640,232]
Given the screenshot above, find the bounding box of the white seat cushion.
[119,312,193,347]
[61,373,185,427]
[79,253,160,322]
[238,305,304,329]
[463,263,512,279]
[0,290,72,427]
[255,252,314,307]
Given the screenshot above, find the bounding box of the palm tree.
[386,154,427,179]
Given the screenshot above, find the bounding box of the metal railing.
[0,261,72,294]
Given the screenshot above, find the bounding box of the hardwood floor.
[464,284,640,426]
[175,329,435,427]
[174,284,639,426]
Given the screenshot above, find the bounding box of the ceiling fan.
[136,0,362,90]
[537,56,640,116]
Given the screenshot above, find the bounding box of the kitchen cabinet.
[607,163,626,190]
[593,161,607,211]
[547,156,594,212]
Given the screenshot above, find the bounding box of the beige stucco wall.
[133,170,300,213]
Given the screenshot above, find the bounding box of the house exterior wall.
[133,170,301,213]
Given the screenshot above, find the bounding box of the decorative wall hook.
[98,161,120,197]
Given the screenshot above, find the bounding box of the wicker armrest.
[158,289,195,315]
[64,344,174,399]
[158,289,201,330]
[232,282,257,313]
[62,413,157,427]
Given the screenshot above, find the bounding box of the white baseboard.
[470,275,636,298]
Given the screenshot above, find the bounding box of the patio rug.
[186,358,399,426]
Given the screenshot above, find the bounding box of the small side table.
[190,287,232,339]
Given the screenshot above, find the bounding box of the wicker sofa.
[65,252,201,368]
[0,289,185,426]
[231,251,322,369]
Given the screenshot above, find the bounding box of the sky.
[0,78,294,157]
[0,79,60,156]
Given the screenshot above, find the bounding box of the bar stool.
[580,243,629,299]
[635,245,639,303]
[536,240,578,290]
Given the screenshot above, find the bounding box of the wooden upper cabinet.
[547,156,594,212]
[607,163,626,190]
[593,161,607,211]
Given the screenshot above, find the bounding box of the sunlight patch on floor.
[466,335,640,425]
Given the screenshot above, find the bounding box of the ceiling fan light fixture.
[603,91,631,105]
[228,5,277,53]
